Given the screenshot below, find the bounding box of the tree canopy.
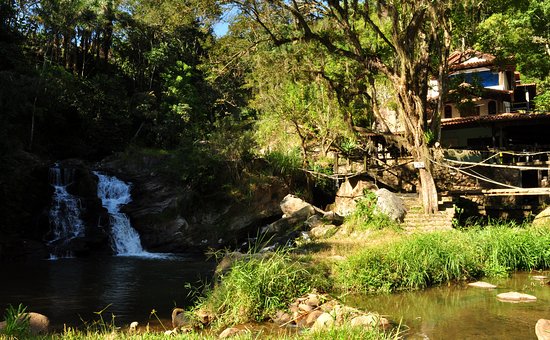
[0,0,549,210]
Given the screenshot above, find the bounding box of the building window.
[488,100,497,115]
[444,105,452,118]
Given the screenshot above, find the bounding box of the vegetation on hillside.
[1,0,548,220]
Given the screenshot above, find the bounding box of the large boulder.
[331,179,377,216]
[280,194,313,217]
[0,312,50,335]
[375,189,406,222]
[533,207,550,227]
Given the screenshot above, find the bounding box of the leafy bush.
[346,192,399,231]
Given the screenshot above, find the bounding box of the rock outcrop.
[99,156,289,253]
[331,179,377,216]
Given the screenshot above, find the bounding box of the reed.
[336,224,550,293]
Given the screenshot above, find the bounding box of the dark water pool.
[0,255,215,330]
[344,272,550,339]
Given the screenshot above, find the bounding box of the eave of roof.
[441,112,550,128]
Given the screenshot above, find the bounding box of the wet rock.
[219,327,241,338]
[375,188,406,222]
[102,155,288,252]
[497,292,537,303]
[532,275,548,281]
[536,319,550,340]
[467,281,497,288]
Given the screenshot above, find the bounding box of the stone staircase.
[399,193,455,232]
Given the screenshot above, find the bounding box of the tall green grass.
[336,224,550,293]
[194,250,330,329]
[1,304,31,338]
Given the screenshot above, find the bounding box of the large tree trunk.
[415,144,439,214]
[397,78,439,214]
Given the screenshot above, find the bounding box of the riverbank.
[3,217,550,339]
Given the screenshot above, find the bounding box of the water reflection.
[345,272,550,339]
[0,255,215,330]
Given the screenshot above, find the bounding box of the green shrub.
[346,192,400,231]
[194,250,329,328]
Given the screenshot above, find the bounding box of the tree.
[226,0,452,213]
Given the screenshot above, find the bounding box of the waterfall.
[48,165,85,255]
[94,172,147,256]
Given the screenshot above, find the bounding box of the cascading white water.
[94,172,147,256]
[49,165,85,246]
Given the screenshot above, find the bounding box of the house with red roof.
[433,50,547,151]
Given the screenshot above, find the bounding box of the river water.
[1,257,549,338]
[0,255,215,331]
[345,272,550,339]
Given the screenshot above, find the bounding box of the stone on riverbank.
[536,319,550,340]
[219,327,241,338]
[497,292,537,302]
[0,312,50,335]
[467,281,497,288]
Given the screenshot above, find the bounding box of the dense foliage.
[0,0,548,238]
[1,0,548,165]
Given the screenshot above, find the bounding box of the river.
[345,271,550,339]
[0,255,215,331]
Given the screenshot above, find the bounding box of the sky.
[213,21,229,37]
[212,5,239,37]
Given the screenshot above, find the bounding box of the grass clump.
[194,249,330,329]
[302,325,401,340]
[1,304,31,338]
[336,224,550,293]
